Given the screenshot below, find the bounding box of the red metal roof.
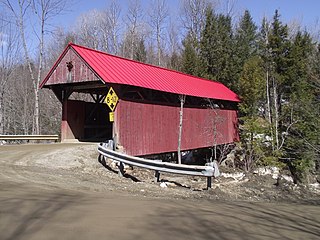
[41,43,239,102]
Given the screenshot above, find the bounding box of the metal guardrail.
[0,135,59,141]
[98,142,220,189]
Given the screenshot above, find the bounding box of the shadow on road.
[0,182,85,240]
[1,180,319,240]
[130,200,320,240]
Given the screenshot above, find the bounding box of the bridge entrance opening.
[83,102,112,141]
[60,89,113,143]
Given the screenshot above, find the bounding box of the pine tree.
[199,8,234,89]
[266,10,291,151]
[312,44,320,181]
[238,56,270,171]
[256,13,319,183]
[181,32,200,75]
[134,38,147,63]
[283,31,319,183]
[257,17,273,137]
[239,56,265,116]
[234,10,258,93]
[169,51,182,71]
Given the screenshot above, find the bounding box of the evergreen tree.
[181,32,200,75]
[266,10,291,151]
[234,10,258,93]
[199,8,235,89]
[169,51,182,71]
[283,31,319,183]
[238,56,271,171]
[134,38,147,63]
[257,17,272,126]
[269,10,291,86]
[256,12,319,183]
[312,44,320,180]
[239,56,265,116]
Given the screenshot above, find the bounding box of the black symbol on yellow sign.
[104,87,118,111]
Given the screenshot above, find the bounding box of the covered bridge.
[40,43,239,156]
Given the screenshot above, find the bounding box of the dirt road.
[0,143,319,240]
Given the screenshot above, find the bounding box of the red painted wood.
[114,100,239,156]
[43,48,98,86]
[61,100,85,141]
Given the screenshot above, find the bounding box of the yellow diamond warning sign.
[104,87,118,111]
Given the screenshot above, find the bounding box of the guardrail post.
[118,162,125,177]
[154,170,160,182]
[207,177,212,189]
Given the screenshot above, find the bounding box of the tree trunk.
[23,92,28,135]
[266,68,275,150]
[177,95,185,164]
[157,24,161,66]
[0,92,4,135]
[33,17,45,135]
[17,1,39,134]
[273,77,279,150]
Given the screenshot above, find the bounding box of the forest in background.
[0,0,319,183]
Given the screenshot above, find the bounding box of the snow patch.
[160,182,167,188]
[254,167,280,179]
[253,167,293,182]
[220,172,245,181]
[281,175,294,183]
[309,183,320,193]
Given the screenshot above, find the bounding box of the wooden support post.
[207,177,212,189]
[118,162,125,177]
[154,170,160,183]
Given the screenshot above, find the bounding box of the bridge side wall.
[114,100,238,156]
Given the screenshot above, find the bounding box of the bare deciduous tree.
[167,18,180,56]
[106,0,121,55]
[180,0,214,42]
[122,0,144,59]
[5,65,34,135]
[0,13,20,134]
[74,1,121,55]
[148,0,169,66]
[220,0,237,18]
[75,9,105,50]
[2,0,70,135]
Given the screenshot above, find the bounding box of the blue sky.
[56,0,320,29]
[2,0,319,55]
[233,0,319,28]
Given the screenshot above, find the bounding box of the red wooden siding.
[44,48,99,86]
[114,100,239,156]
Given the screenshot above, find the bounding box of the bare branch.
[148,0,169,66]
[180,0,214,41]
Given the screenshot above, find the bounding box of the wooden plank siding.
[45,48,99,86]
[114,100,239,156]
